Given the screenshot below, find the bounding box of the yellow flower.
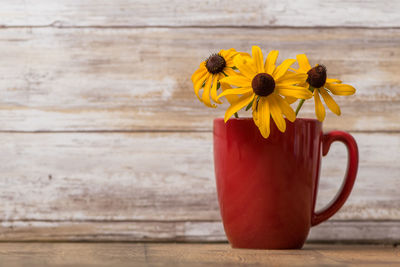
[191,49,244,107]
[217,46,312,138]
[294,54,356,122]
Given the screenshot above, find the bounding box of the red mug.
[213,118,358,249]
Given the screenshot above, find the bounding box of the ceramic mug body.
[213,118,358,249]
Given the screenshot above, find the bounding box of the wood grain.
[0,243,399,267]
[0,0,399,27]
[0,131,398,224]
[0,27,399,131]
[0,220,399,243]
[0,0,399,243]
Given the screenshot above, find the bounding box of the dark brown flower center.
[205,54,226,74]
[307,65,327,88]
[252,73,275,96]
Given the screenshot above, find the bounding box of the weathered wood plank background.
[0,0,399,242]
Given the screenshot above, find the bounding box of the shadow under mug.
[213,118,358,249]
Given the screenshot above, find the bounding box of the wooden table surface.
[0,243,398,267]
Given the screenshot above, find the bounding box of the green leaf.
[245,98,254,111]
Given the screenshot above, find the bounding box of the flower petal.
[274,94,296,122]
[191,64,207,82]
[233,56,257,79]
[253,97,271,138]
[220,48,235,59]
[273,58,297,81]
[275,85,313,99]
[217,87,253,100]
[296,54,311,72]
[220,82,239,104]
[326,78,342,84]
[223,67,238,77]
[224,92,254,122]
[252,46,265,73]
[319,88,341,116]
[268,94,286,132]
[264,50,279,75]
[194,73,210,100]
[277,72,308,85]
[210,73,223,104]
[219,75,251,87]
[325,83,356,95]
[314,90,326,122]
[202,75,216,108]
[238,51,251,57]
[252,97,259,125]
[225,58,235,67]
[285,96,298,104]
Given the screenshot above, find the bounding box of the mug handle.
[311,131,359,226]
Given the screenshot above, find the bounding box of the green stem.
[295,99,305,116]
[295,86,315,116]
[234,112,239,118]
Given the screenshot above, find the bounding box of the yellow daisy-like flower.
[191,49,244,107]
[217,46,312,138]
[294,54,356,122]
